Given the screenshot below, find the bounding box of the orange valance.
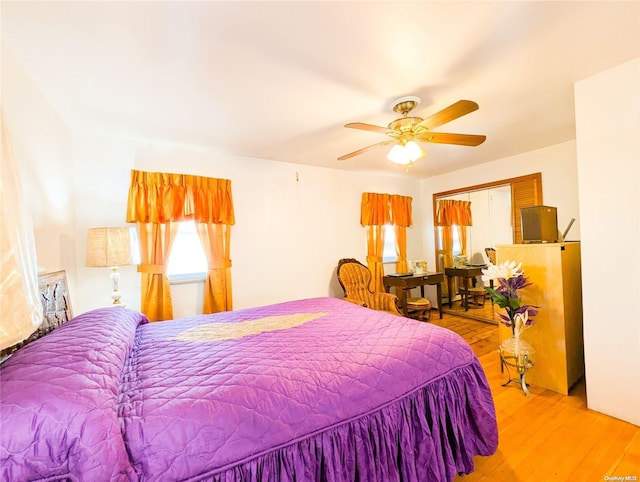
[361,192,412,227]
[126,170,235,224]
[435,199,472,226]
[389,195,413,227]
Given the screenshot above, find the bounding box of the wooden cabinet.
[496,242,584,395]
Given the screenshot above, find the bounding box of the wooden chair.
[459,286,487,308]
[337,258,401,316]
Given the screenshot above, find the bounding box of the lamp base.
[110,267,123,305]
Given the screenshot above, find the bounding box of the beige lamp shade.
[86,227,135,305]
[86,227,133,267]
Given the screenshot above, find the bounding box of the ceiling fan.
[337,96,486,165]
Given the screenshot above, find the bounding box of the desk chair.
[459,286,487,308]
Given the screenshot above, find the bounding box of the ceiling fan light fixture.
[387,141,424,165]
[339,98,483,164]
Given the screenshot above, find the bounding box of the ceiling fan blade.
[345,122,396,135]
[337,140,396,160]
[413,100,479,132]
[416,132,486,146]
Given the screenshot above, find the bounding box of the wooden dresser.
[496,242,584,395]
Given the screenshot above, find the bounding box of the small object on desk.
[388,272,413,277]
[453,255,468,268]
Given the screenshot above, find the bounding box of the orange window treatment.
[126,170,235,321]
[435,199,472,227]
[435,199,472,299]
[361,193,413,291]
[390,194,412,274]
[127,170,235,225]
[360,192,393,226]
[137,222,178,322]
[435,199,472,259]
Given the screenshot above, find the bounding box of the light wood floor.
[427,311,640,481]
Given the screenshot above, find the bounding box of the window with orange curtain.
[126,170,235,321]
[360,193,412,292]
[434,199,472,301]
[435,199,472,267]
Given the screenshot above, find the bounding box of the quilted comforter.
[0,297,497,481]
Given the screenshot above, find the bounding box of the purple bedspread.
[1,297,497,481]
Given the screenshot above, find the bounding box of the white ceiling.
[2,1,639,179]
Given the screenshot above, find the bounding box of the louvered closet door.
[511,173,543,244]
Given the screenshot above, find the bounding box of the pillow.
[0,307,148,480]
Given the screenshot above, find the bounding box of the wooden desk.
[382,272,444,319]
[444,266,487,311]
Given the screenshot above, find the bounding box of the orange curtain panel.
[390,194,412,274]
[197,222,233,314]
[137,222,178,322]
[364,225,385,293]
[127,170,235,320]
[361,193,391,292]
[394,225,408,274]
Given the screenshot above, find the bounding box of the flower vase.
[499,313,536,396]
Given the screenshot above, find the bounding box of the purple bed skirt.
[209,360,494,482]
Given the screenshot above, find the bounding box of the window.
[452,225,462,256]
[435,225,463,255]
[382,225,397,262]
[166,221,207,280]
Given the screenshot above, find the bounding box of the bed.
[0,295,498,481]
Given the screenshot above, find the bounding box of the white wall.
[575,57,640,426]
[71,135,139,312]
[70,137,423,315]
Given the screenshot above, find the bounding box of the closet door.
[511,174,543,244]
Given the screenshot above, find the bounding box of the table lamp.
[86,227,133,305]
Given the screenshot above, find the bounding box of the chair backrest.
[485,247,496,265]
[337,258,373,301]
